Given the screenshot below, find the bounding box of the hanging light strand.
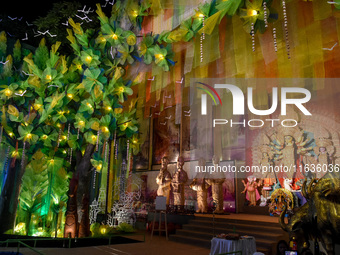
[273,27,278,52]
[95,130,101,152]
[263,1,268,28]
[200,17,205,63]
[251,23,255,52]
[93,167,97,189]
[115,140,119,160]
[282,0,290,58]
[57,128,62,148]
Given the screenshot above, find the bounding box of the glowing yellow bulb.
[132,10,138,17]
[92,135,97,141]
[34,103,42,110]
[155,54,164,60]
[96,164,103,171]
[67,93,73,99]
[79,120,85,126]
[106,106,112,111]
[118,87,125,93]
[42,135,48,140]
[4,88,12,97]
[58,110,65,115]
[197,13,205,18]
[124,123,129,128]
[86,102,93,108]
[102,126,109,133]
[46,74,52,81]
[50,159,54,164]
[77,64,82,70]
[133,139,138,144]
[250,9,258,16]
[26,133,32,139]
[56,123,62,128]
[18,90,23,94]
[8,132,14,137]
[111,33,118,40]
[62,135,67,140]
[100,228,106,234]
[85,56,92,62]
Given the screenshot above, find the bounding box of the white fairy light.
[57,128,62,148]
[200,17,205,63]
[95,130,101,152]
[92,167,97,189]
[273,27,278,52]
[282,0,290,59]
[251,23,255,52]
[263,2,268,28]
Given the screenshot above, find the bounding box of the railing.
[0,231,145,252]
[0,239,45,255]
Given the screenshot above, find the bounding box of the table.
[210,237,257,255]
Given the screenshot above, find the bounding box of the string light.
[263,2,268,28]
[115,140,118,160]
[273,27,278,52]
[57,128,62,147]
[67,123,70,140]
[282,0,290,59]
[93,167,97,189]
[104,140,109,163]
[126,139,129,161]
[69,148,73,164]
[200,16,205,63]
[251,23,255,52]
[95,130,101,151]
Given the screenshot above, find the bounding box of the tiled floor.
[0,232,210,255]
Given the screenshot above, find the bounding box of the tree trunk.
[0,158,25,234]
[75,144,95,217]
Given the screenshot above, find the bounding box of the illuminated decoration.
[200,16,205,63]
[273,27,278,52]
[251,23,255,52]
[249,9,258,16]
[107,173,142,227]
[282,0,290,58]
[89,199,101,225]
[4,88,12,97]
[263,1,268,28]
[97,188,106,213]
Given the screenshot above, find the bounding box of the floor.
[0,232,210,255]
[0,213,279,255]
[196,213,279,223]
